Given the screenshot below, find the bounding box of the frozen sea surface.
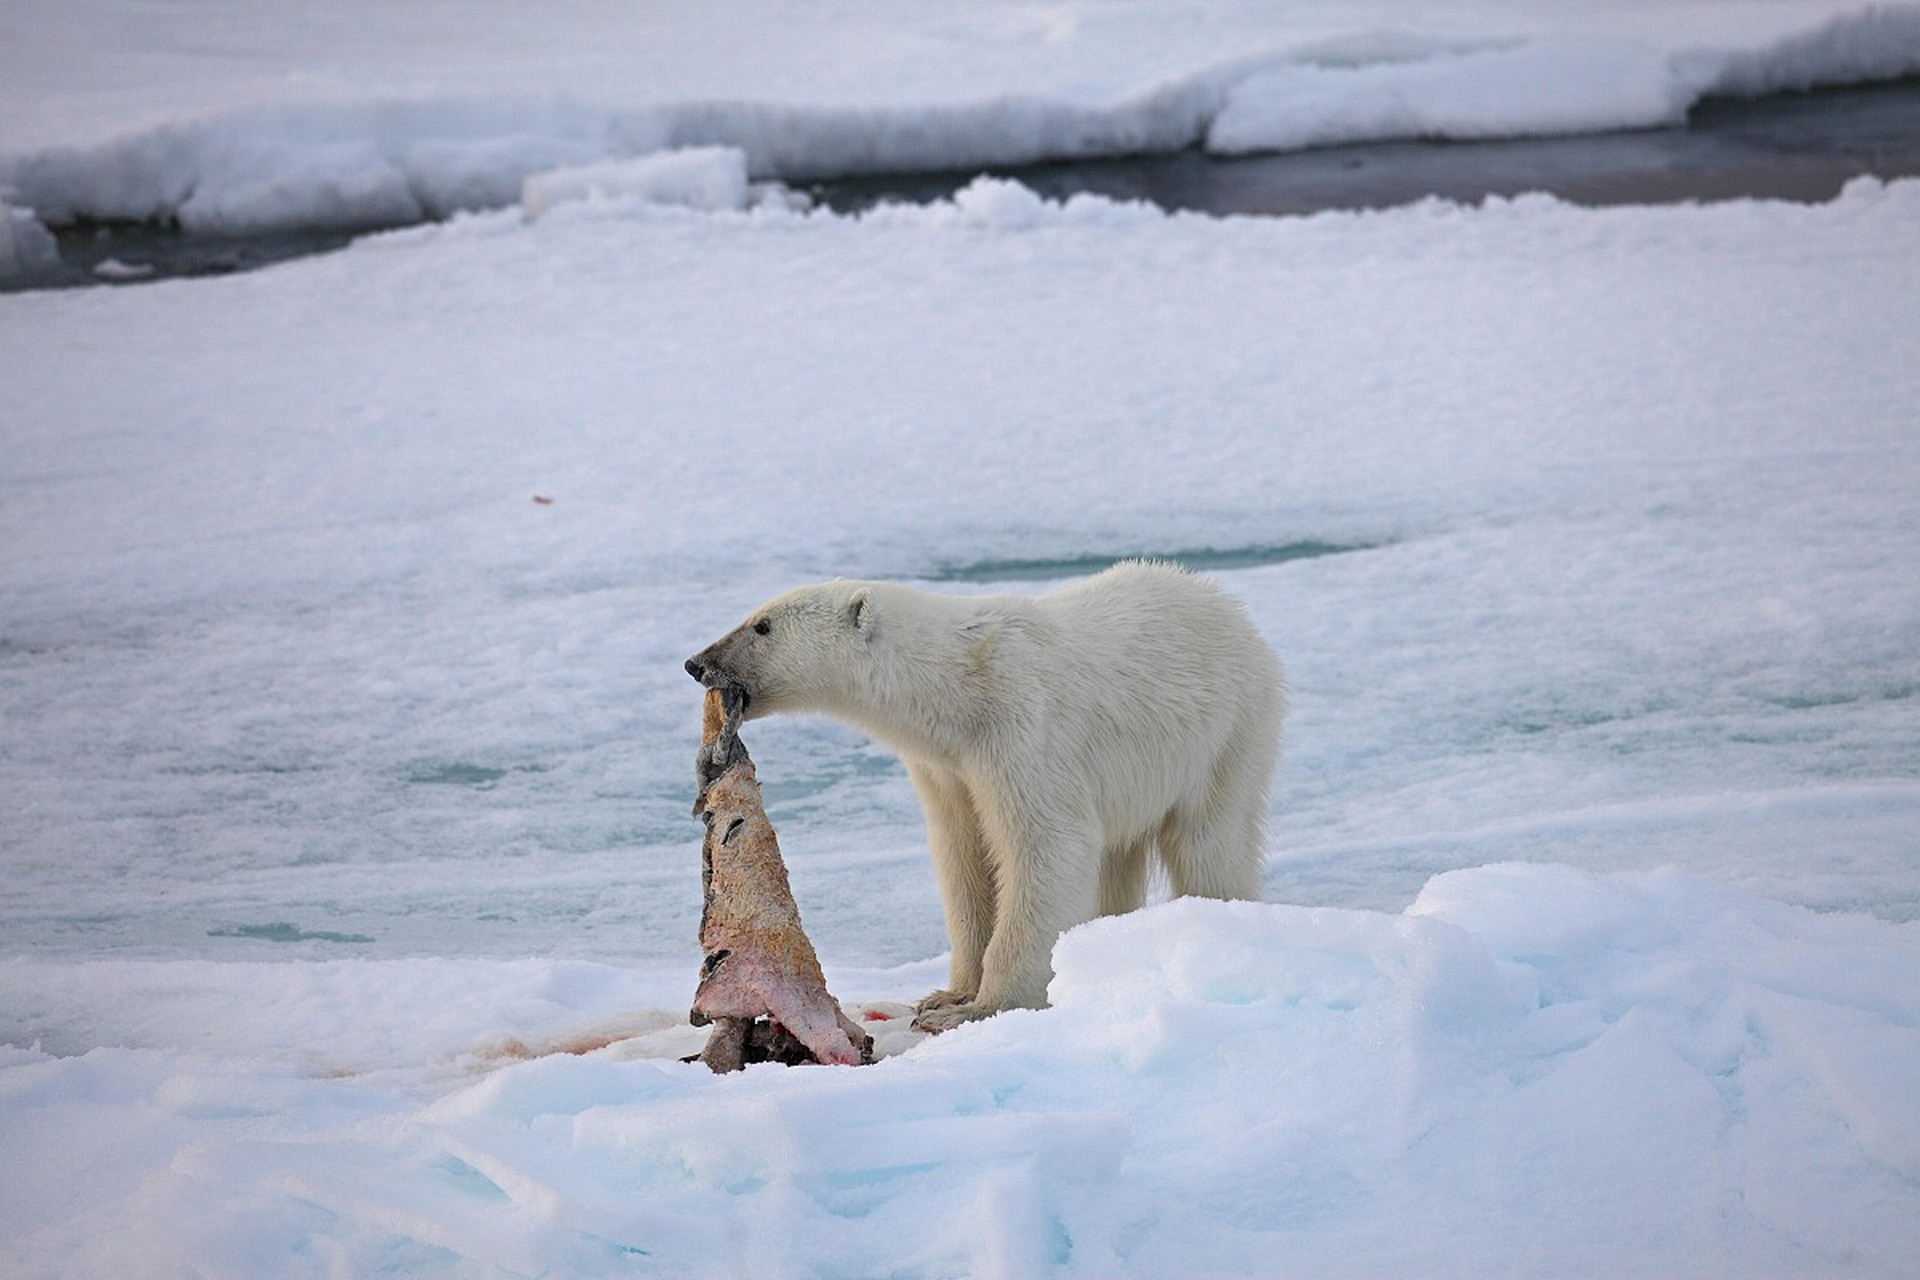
[5,175,1914,963]
[3,169,1915,1276]
[3,3,1919,1277]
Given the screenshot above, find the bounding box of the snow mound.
[0,200,59,285]
[521,147,751,220]
[1212,8,1920,154]
[1209,36,1692,153]
[6,867,1917,1277]
[952,174,1053,229]
[913,175,1161,230]
[1707,2,1920,96]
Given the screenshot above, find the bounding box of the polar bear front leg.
[906,762,995,1013]
[914,784,1099,1032]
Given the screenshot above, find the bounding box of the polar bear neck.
[840,586,1025,765]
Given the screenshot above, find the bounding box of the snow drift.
[521,148,753,220]
[4,867,1916,1277]
[0,199,60,285]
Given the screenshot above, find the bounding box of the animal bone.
[689,684,872,1071]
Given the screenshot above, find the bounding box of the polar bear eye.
[753,619,771,636]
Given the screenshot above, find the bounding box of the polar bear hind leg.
[1157,720,1275,901]
[1098,833,1153,917]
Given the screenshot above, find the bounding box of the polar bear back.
[845,560,1283,844]
[979,560,1283,832]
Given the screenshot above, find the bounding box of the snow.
[1208,36,1696,153]
[0,199,59,285]
[522,148,755,221]
[4,872,1917,1276]
[88,257,155,283]
[4,3,1920,1277]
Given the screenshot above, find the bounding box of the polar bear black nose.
[685,657,707,683]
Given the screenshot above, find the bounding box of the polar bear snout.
[685,637,753,710]
[685,629,741,685]
[685,650,737,690]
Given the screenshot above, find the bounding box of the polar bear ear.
[848,588,873,633]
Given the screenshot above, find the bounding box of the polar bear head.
[685,580,878,719]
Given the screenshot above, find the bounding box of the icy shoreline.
[15,75,1920,293]
[6,4,1920,248]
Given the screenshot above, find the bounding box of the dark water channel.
[813,77,1920,216]
[25,77,1920,292]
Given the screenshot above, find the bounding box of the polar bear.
[685,560,1285,1031]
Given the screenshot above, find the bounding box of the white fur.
[687,560,1286,1028]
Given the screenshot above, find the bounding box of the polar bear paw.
[913,987,973,1013]
[911,987,990,1033]
[911,1001,993,1034]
